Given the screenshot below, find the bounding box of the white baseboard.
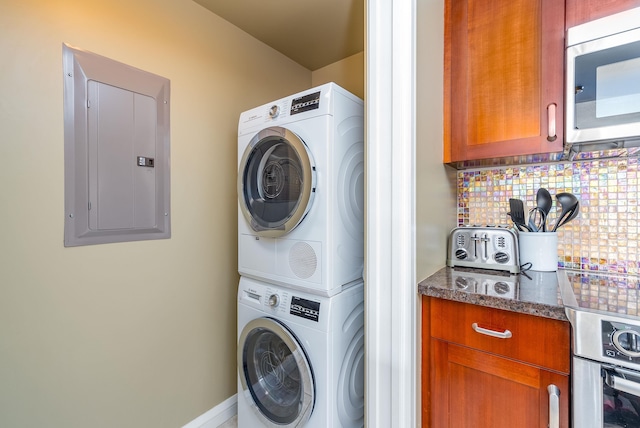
[182,394,237,428]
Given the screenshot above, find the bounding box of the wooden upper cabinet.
[444,0,565,163]
[566,0,640,28]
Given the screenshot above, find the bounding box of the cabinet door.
[566,0,640,28]
[444,0,565,163]
[432,340,569,428]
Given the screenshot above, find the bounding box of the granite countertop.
[418,266,571,321]
[419,267,640,323]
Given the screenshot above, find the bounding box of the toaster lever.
[471,234,481,258]
[481,234,490,259]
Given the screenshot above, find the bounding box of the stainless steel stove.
[561,270,640,428]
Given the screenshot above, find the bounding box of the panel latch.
[137,156,154,167]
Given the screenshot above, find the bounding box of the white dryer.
[237,276,364,428]
[237,83,364,297]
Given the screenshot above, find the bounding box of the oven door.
[573,356,640,427]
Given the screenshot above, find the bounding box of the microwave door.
[574,41,640,129]
[567,29,640,145]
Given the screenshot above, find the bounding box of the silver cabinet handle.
[548,384,560,428]
[547,103,557,142]
[471,322,512,339]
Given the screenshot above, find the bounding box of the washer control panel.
[241,280,323,324]
[289,296,320,322]
[260,286,320,322]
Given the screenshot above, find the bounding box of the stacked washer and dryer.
[236,83,365,428]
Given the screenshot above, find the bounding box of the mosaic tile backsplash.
[567,270,640,317]
[457,156,640,275]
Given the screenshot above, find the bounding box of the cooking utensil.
[508,198,530,232]
[551,192,579,232]
[553,202,580,231]
[537,188,553,232]
[527,188,553,232]
[528,207,546,232]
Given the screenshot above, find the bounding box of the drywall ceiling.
[192,0,364,71]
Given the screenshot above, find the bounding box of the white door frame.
[365,0,417,426]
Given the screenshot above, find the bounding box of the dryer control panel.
[291,91,321,115]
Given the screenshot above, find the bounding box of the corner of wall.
[311,52,365,99]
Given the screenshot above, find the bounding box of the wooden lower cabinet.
[431,340,569,428]
[423,297,570,428]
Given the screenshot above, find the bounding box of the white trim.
[181,394,237,428]
[365,0,417,426]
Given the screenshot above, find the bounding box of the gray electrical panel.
[63,43,170,246]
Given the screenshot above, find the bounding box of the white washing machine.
[237,276,364,428]
[237,82,364,297]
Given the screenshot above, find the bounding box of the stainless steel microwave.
[566,7,640,155]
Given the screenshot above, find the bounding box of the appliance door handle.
[471,322,512,339]
[547,103,557,142]
[547,384,560,428]
[608,374,640,397]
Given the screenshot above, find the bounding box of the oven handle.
[605,371,640,397]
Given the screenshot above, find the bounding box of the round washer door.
[238,317,315,427]
[238,127,315,238]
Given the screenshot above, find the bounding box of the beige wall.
[0,0,311,427]
[312,52,365,100]
[416,0,456,281]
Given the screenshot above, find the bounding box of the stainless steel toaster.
[447,226,520,273]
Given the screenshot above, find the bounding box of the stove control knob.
[268,294,280,308]
[612,330,640,358]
